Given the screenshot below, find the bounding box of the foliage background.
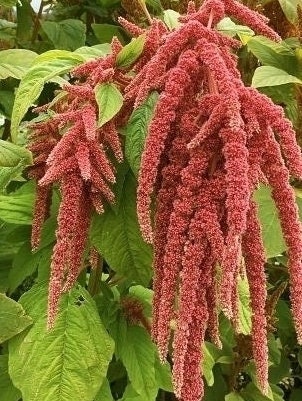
[0,1,302,401]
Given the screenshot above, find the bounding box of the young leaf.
[116,35,146,69]
[125,92,158,177]
[94,83,124,127]
[10,51,86,142]
[9,282,114,401]
[0,294,32,343]
[252,66,302,88]
[90,172,153,286]
[0,355,21,401]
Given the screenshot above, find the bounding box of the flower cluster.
[125,1,302,400]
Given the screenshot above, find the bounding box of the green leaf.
[163,10,181,30]
[75,44,111,60]
[94,379,113,401]
[0,183,34,224]
[0,49,37,79]
[10,50,85,142]
[121,384,141,401]
[252,66,302,88]
[129,285,153,316]
[0,294,32,343]
[119,326,157,401]
[217,17,254,37]
[9,282,114,401]
[253,185,286,258]
[41,19,86,51]
[94,82,124,127]
[92,23,124,44]
[125,92,158,177]
[245,35,298,74]
[290,389,302,401]
[0,140,32,168]
[202,343,217,386]
[116,35,146,69]
[154,357,173,392]
[278,0,302,24]
[0,355,21,401]
[0,0,16,7]
[90,172,153,286]
[225,393,245,401]
[0,140,32,192]
[146,0,163,12]
[237,275,252,335]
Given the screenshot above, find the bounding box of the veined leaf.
[0,355,21,401]
[9,282,114,401]
[116,35,146,69]
[90,172,153,286]
[94,82,124,127]
[0,49,37,79]
[252,66,302,88]
[0,193,34,225]
[217,17,254,37]
[10,51,86,142]
[125,92,158,177]
[0,294,32,343]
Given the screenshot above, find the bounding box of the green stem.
[87,257,103,296]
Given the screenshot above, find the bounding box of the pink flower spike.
[31,185,52,251]
[39,156,78,186]
[76,143,91,180]
[82,105,97,141]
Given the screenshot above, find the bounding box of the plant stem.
[138,0,153,25]
[87,257,103,297]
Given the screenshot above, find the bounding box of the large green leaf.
[41,19,86,51]
[253,185,286,258]
[0,294,32,343]
[252,66,302,88]
[10,50,86,142]
[0,49,37,79]
[9,282,114,401]
[116,35,146,69]
[90,172,153,286]
[118,326,157,401]
[0,355,21,401]
[94,82,124,127]
[125,92,158,177]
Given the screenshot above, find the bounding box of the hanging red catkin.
[125,0,302,400]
